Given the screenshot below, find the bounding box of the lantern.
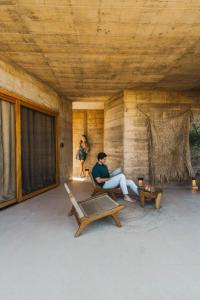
[85,168,89,177]
[192,177,198,189]
[138,176,144,187]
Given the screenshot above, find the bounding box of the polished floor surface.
[1,181,200,300]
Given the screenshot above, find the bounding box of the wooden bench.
[89,172,122,200]
[64,183,125,237]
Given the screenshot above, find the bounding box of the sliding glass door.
[21,106,56,196]
[0,99,16,203]
[0,89,58,209]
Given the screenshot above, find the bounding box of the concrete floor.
[1,181,200,300]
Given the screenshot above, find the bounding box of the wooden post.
[16,99,22,201]
[155,193,162,209]
[140,193,145,208]
[112,214,122,227]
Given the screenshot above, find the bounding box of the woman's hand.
[83,143,89,153]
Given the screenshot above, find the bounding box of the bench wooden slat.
[64,183,84,218]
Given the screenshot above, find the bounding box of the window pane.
[21,106,56,195]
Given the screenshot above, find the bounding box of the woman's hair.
[79,134,88,146]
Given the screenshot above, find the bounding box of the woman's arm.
[83,142,90,153]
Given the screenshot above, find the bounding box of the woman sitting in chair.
[92,152,138,203]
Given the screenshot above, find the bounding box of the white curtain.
[0,100,15,201]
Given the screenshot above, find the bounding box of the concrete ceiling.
[1,1,200,98]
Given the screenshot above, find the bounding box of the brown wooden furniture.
[89,171,122,200]
[138,187,163,209]
[64,183,124,237]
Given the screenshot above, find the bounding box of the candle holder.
[192,177,198,190]
[85,168,89,177]
[138,176,144,187]
[145,184,151,192]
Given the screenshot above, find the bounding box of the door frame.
[0,87,59,209]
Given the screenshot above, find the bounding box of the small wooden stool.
[138,188,163,209]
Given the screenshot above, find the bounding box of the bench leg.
[91,190,97,196]
[75,221,88,238]
[91,189,101,197]
[140,194,145,208]
[111,214,122,227]
[155,193,162,209]
[110,192,117,200]
[68,206,75,216]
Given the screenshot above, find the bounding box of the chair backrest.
[89,171,98,188]
[64,183,84,219]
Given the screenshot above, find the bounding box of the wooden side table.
[138,188,163,209]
